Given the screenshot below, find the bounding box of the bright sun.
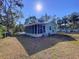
[35,3,43,12]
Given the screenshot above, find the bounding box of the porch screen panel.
[38,24,43,34]
[31,26,34,34]
[43,26,45,33]
[35,25,37,34]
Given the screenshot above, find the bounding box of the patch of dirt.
[16,34,76,55]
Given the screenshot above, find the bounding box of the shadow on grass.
[16,34,76,56]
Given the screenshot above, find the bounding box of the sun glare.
[35,3,43,12]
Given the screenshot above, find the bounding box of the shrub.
[0,25,6,38]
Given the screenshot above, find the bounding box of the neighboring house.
[24,15,57,37]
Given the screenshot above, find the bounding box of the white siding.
[44,22,57,35]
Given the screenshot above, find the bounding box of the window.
[49,26,51,30]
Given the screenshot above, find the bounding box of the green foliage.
[0,25,6,38]
[13,23,24,33]
[57,12,79,31]
[0,0,23,32]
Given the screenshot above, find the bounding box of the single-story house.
[24,15,57,37]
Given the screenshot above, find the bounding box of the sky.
[19,0,79,24]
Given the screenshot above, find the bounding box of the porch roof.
[24,18,53,27]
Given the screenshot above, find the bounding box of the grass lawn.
[0,37,28,59]
[29,37,79,59]
[31,41,79,59]
[0,34,79,59]
[66,34,79,38]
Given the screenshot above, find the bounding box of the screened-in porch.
[25,24,45,35]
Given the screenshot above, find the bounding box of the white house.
[24,15,57,37]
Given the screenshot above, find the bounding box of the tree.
[69,12,79,31]
[0,0,23,32]
[25,16,37,24]
[62,16,69,32]
[57,18,63,31]
[0,25,6,38]
[14,22,24,33]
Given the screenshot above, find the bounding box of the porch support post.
[33,25,35,34]
[40,24,43,33]
[37,24,38,34]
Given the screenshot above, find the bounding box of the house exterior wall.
[44,22,57,36]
